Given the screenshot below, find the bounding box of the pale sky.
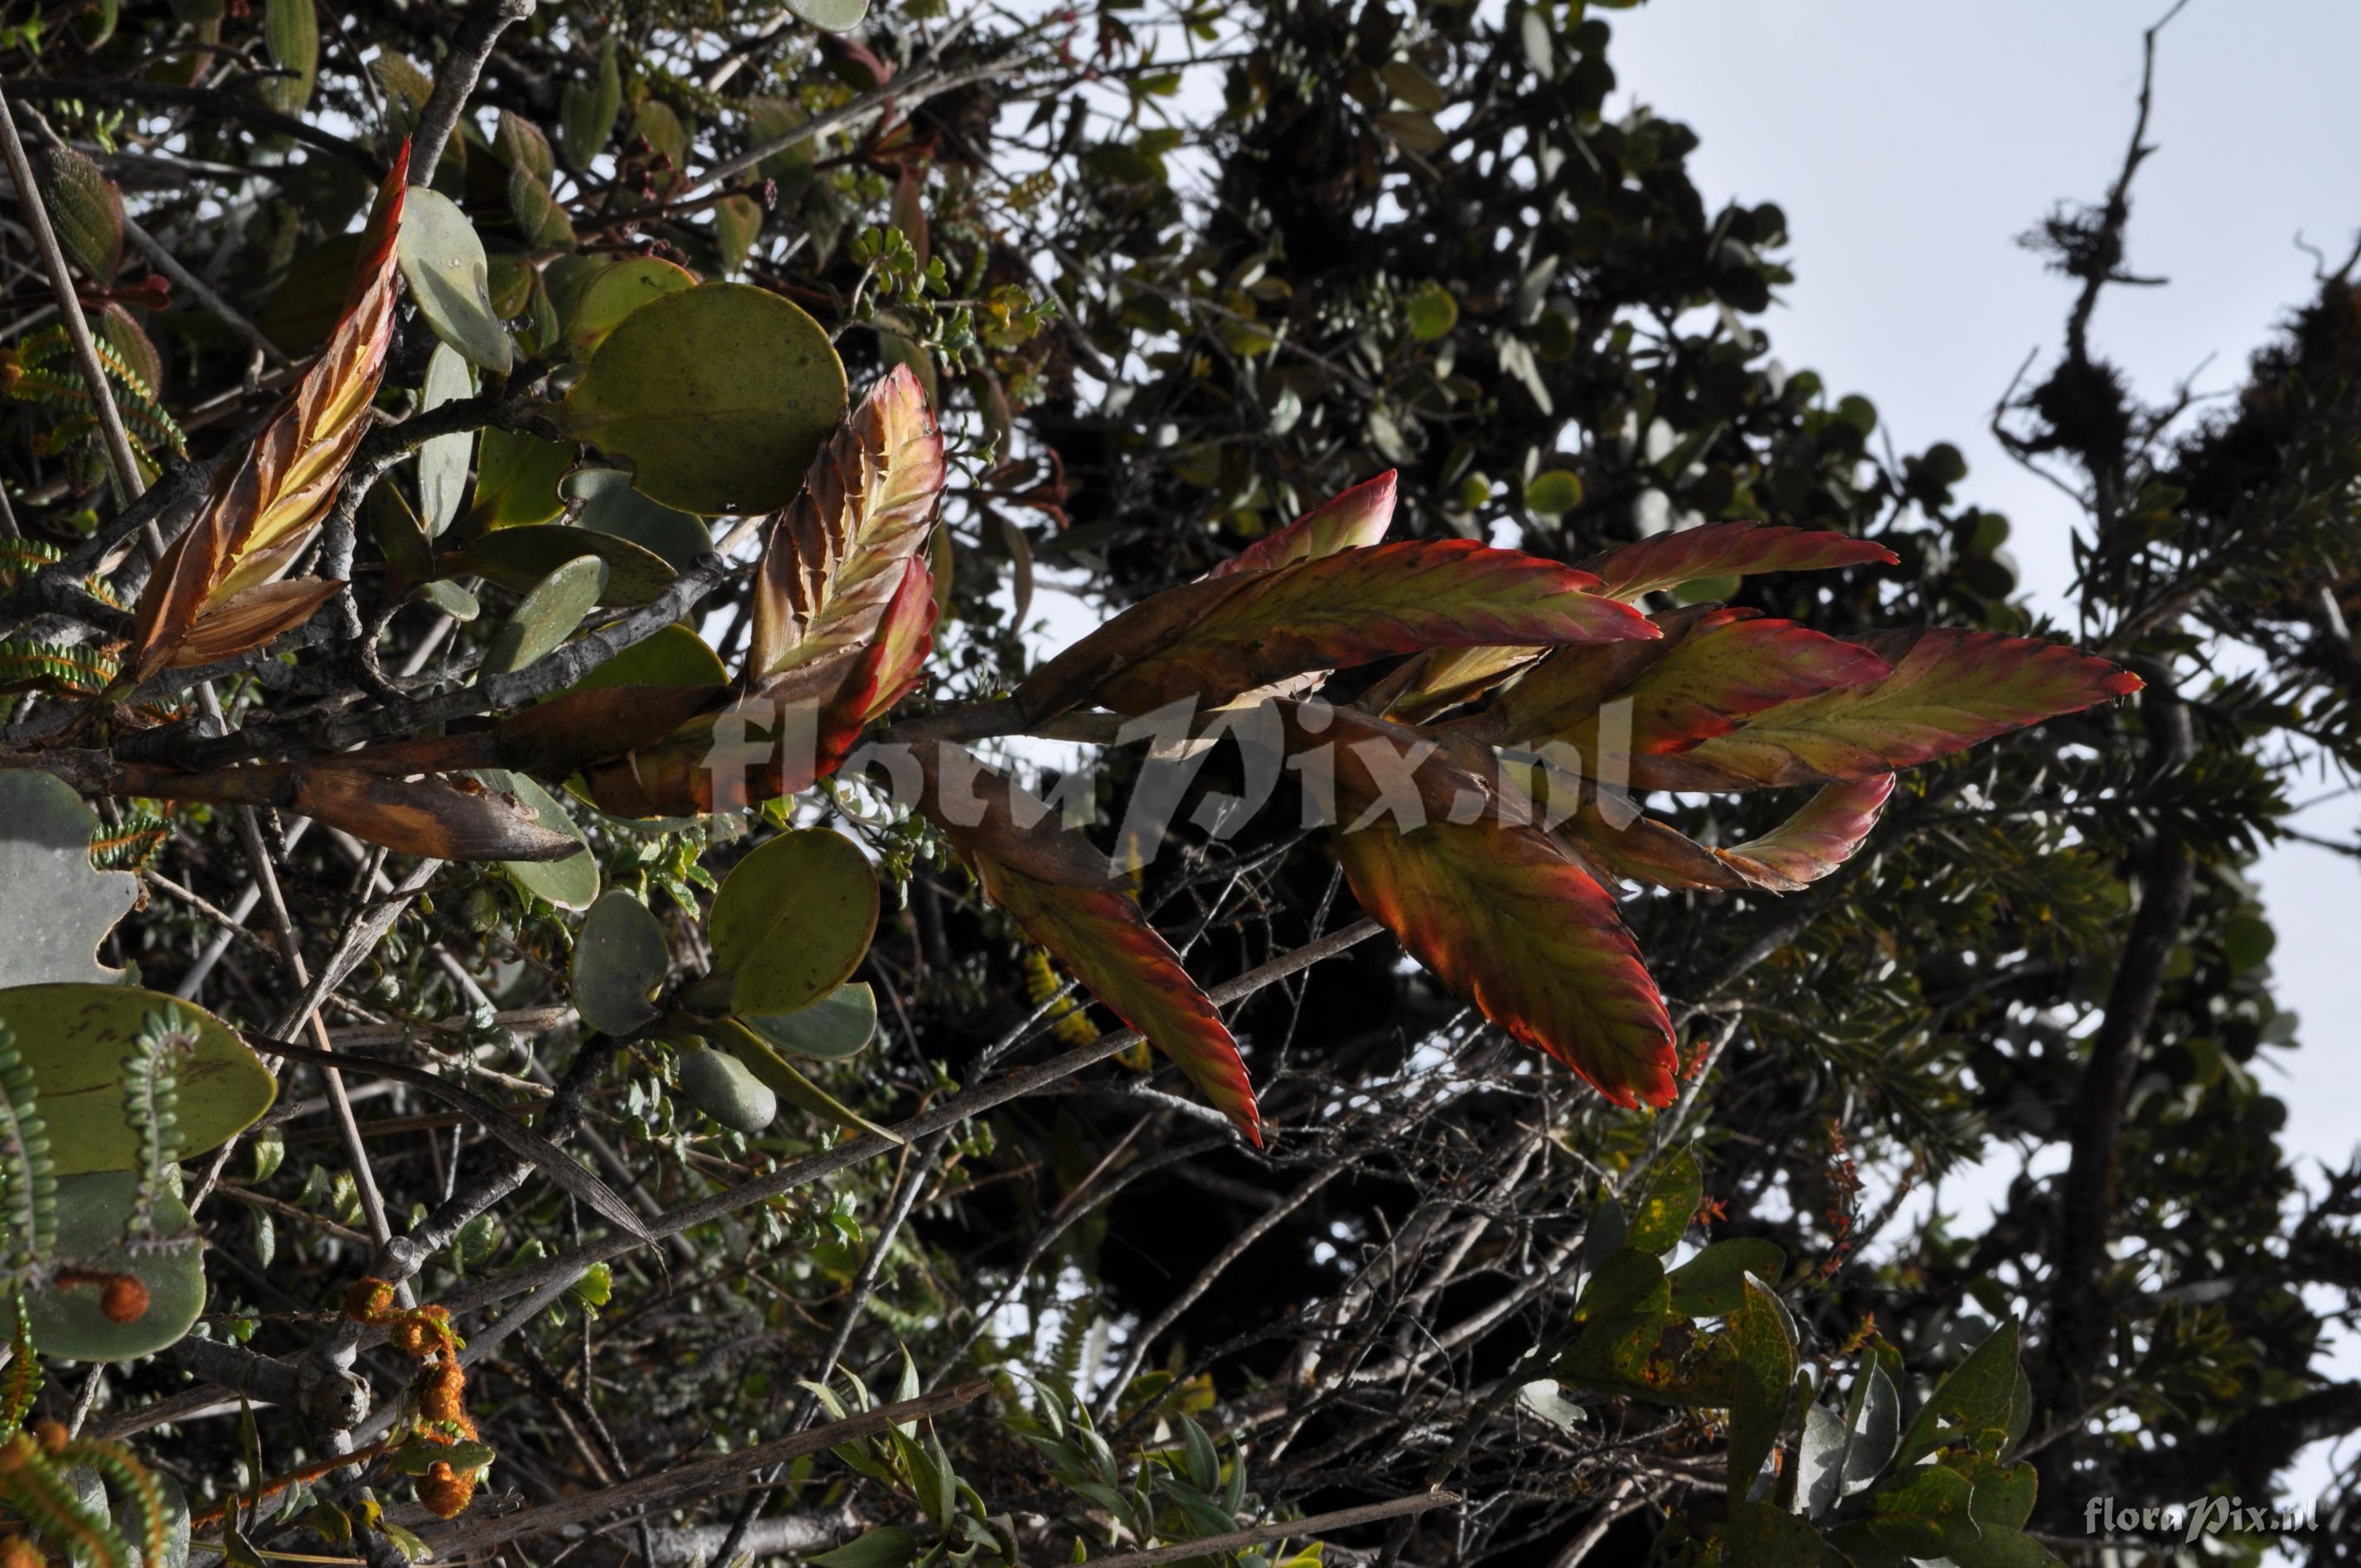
[1607,0,2361,1510]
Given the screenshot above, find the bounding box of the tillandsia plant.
[0,0,2349,1562]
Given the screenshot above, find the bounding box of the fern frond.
[51,1431,167,1568]
[121,1008,191,1240]
[2,327,185,457]
[1042,1296,1093,1391]
[90,809,170,874]
[0,1026,56,1278]
[0,1293,37,1444]
[0,541,129,614]
[0,639,121,698]
[0,1429,131,1568]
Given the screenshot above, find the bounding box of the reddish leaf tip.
[2105,670,2145,696]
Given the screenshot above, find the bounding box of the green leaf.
[1405,281,1458,341]
[1863,1462,1980,1557]
[676,1044,778,1133]
[476,770,599,911]
[1793,1399,1850,1517]
[415,345,476,538]
[445,523,677,608]
[419,579,481,622]
[555,283,848,515]
[787,0,871,31]
[1180,1416,1219,1493]
[561,35,623,167]
[1573,1249,1666,1324]
[40,146,121,286]
[740,981,878,1061]
[812,1527,917,1568]
[706,829,879,1018]
[1667,1238,1788,1317]
[1841,1356,1902,1494]
[572,891,669,1035]
[1947,1462,2059,1568]
[509,165,576,247]
[395,187,514,374]
[0,772,138,988]
[564,467,714,569]
[0,985,273,1172]
[465,428,570,530]
[1723,1500,1826,1568]
[715,194,764,276]
[1725,1274,1796,1498]
[1525,468,1583,516]
[263,0,318,114]
[564,623,727,692]
[1623,1148,1701,1255]
[496,109,555,182]
[721,1024,900,1142]
[482,556,610,678]
[560,257,700,358]
[1896,1319,2022,1468]
[22,1171,206,1359]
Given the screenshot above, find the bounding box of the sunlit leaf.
[395,186,512,374]
[1214,471,1399,578]
[1581,521,1898,602]
[22,1172,206,1360]
[1628,632,2142,791]
[130,148,409,675]
[0,985,274,1171]
[1023,540,1658,721]
[705,829,879,1018]
[0,772,138,988]
[557,283,847,514]
[573,891,670,1035]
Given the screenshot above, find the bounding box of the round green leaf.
[572,891,669,1035]
[444,524,677,607]
[707,830,878,1018]
[477,770,599,910]
[1526,469,1583,516]
[560,257,698,359]
[22,1173,206,1361]
[741,981,877,1062]
[787,0,870,31]
[555,283,847,515]
[419,578,481,622]
[0,773,138,988]
[395,186,514,374]
[0,985,275,1174]
[416,343,477,538]
[565,623,727,692]
[565,467,715,571]
[482,555,611,678]
[1406,281,1458,341]
[676,1044,777,1133]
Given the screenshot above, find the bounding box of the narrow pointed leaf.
[753,364,946,682]
[1481,607,1891,757]
[1306,708,1675,1106]
[1581,522,1898,602]
[1211,470,1396,577]
[1023,540,1659,721]
[907,739,1256,1143]
[130,147,409,675]
[1548,775,1894,894]
[1628,631,2143,791]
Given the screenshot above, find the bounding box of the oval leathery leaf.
[0,773,138,989]
[395,186,512,374]
[22,1173,206,1361]
[740,981,877,1061]
[444,523,676,607]
[675,1043,777,1134]
[705,829,878,1018]
[476,770,599,911]
[556,283,847,515]
[572,892,670,1036]
[480,555,610,678]
[0,986,273,1174]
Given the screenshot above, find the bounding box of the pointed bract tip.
[2106,670,2145,696]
